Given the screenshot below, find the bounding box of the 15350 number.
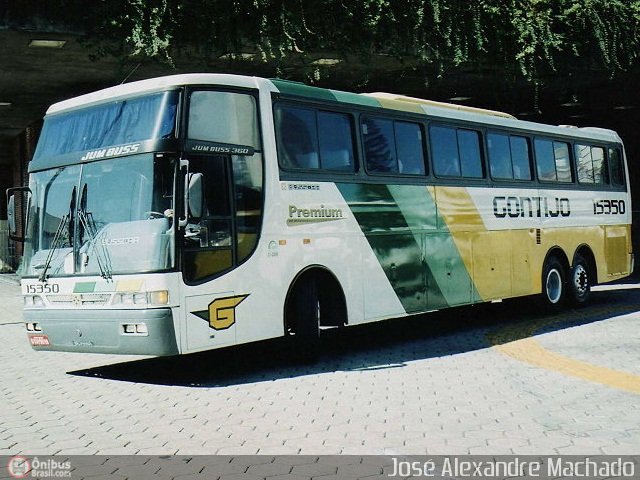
[25,283,60,294]
[593,199,626,215]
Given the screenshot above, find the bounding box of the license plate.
[28,334,51,346]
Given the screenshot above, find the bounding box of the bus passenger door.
[181,154,237,351]
[179,152,264,352]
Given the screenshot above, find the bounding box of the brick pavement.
[0,274,639,464]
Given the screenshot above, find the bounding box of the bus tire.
[568,253,591,305]
[541,255,566,308]
[286,276,321,362]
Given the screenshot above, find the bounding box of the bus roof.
[46,73,275,115]
[46,73,621,145]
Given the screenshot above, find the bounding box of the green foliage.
[2,0,639,83]
[125,0,173,62]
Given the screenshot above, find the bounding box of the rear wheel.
[568,253,591,305]
[541,256,566,308]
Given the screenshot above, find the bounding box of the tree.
[2,0,639,86]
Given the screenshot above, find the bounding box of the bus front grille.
[47,293,112,306]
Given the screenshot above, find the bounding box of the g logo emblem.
[191,294,249,330]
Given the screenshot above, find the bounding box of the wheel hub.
[546,268,562,304]
[573,264,588,294]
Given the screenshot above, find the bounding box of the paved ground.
[1,273,639,460]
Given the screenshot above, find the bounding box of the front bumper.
[24,308,179,356]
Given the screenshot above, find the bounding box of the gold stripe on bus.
[116,279,144,292]
[367,95,426,114]
[435,185,632,301]
[364,92,516,119]
[434,186,491,301]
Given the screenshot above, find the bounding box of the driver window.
[183,156,234,282]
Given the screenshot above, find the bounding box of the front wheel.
[286,277,321,362]
[541,256,566,308]
[568,253,591,305]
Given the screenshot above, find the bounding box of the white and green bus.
[7,74,632,356]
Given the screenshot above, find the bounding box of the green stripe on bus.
[271,79,338,102]
[271,79,382,109]
[73,282,96,293]
[338,183,482,311]
[331,90,381,108]
[337,183,444,311]
[387,185,482,307]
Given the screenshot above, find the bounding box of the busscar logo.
[99,236,140,246]
[191,294,249,330]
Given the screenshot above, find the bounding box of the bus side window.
[395,121,426,175]
[488,133,532,181]
[576,144,595,184]
[318,111,355,172]
[362,118,426,175]
[609,147,625,187]
[576,144,609,185]
[431,125,460,177]
[487,133,512,179]
[535,139,556,181]
[276,106,355,172]
[535,139,573,183]
[362,117,397,173]
[431,125,483,179]
[554,141,572,183]
[276,106,319,169]
[457,129,483,178]
[510,136,532,181]
[592,147,607,184]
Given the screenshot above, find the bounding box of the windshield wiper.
[37,213,69,282]
[38,187,75,282]
[78,184,113,280]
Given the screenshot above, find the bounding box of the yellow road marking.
[488,309,640,395]
[494,338,640,394]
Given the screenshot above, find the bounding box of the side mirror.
[187,173,204,219]
[7,194,16,234]
[6,187,30,242]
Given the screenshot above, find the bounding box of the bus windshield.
[32,90,179,166]
[22,154,176,279]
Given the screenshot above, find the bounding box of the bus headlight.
[148,290,169,305]
[112,290,169,306]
